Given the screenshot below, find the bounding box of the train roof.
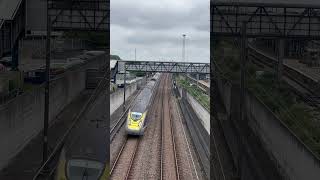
[64,119,108,162]
[131,81,156,113]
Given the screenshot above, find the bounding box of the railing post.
[277,39,284,82]
[123,67,126,112]
[43,9,51,165]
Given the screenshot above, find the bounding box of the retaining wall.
[246,90,320,180]
[0,53,106,170]
[216,75,320,180]
[110,83,137,115]
[185,91,210,134]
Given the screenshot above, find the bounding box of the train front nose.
[127,112,144,135]
[126,122,143,135]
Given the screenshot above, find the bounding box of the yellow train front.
[54,120,109,180]
[126,110,147,135]
[126,79,158,135]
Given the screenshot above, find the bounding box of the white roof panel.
[0,0,22,20]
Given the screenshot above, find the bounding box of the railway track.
[177,88,210,179]
[248,45,320,107]
[110,137,140,180]
[111,74,200,179]
[160,74,180,180]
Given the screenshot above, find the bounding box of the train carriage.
[126,78,159,135]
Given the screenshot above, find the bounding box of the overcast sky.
[110,0,209,63]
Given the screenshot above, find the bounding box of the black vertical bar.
[10,21,15,70]
[240,22,247,123]
[239,21,247,179]
[43,3,51,164]
[284,8,287,35]
[277,39,284,81]
[12,39,19,70]
[236,6,238,33]
[259,7,262,33]
[1,28,4,57]
[123,67,126,112]
[308,8,311,36]
[145,62,147,84]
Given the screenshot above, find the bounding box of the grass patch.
[176,76,210,111]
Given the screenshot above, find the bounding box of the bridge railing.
[118,60,210,74]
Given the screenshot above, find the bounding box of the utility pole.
[240,22,247,122]
[277,39,284,82]
[123,68,126,112]
[43,3,51,165]
[238,21,248,178]
[135,48,136,61]
[182,34,186,62]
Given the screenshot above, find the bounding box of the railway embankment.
[175,75,210,134]
[175,78,210,178]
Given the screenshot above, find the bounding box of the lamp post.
[182,34,186,62]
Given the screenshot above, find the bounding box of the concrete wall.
[110,83,137,115]
[246,91,320,180]
[0,53,106,170]
[216,75,320,180]
[186,91,210,134]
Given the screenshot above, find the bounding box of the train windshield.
[131,112,142,120]
[67,159,104,180]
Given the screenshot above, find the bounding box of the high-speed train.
[126,76,159,135]
[151,73,160,81]
[54,120,108,180]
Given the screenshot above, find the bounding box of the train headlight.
[139,121,142,127]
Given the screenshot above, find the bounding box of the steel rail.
[110,138,127,174]
[110,137,140,178]
[173,96,200,180]
[168,74,180,180]
[124,139,140,180]
[160,75,165,180]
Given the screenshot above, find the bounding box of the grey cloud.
[111,0,209,62]
[111,1,209,32]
